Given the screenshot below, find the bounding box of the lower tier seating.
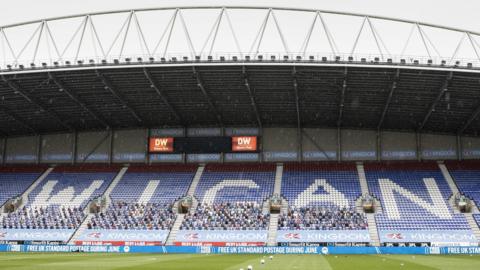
[180,202,269,230]
[1,206,85,230]
[278,206,368,230]
[87,201,176,230]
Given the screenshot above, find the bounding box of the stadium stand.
[87,165,197,230]
[1,165,118,230]
[180,164,275,230]
[364,162,471,231]
[279,163,368,231]
[2,206,84,229]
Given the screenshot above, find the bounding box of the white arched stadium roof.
[1,6,480,68]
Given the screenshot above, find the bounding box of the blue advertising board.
[277,230,370,243]
[378,230,478,244]
[0,229,74,242]
[75,230,169,244]
[1,244,480,255]
[175,230,268,243]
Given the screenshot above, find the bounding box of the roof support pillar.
[2,76,74,132]
[0,104,37,134]
[416,132,422,161]
[242,66,262,128]
[292,66,302,162]
[337,67,348,128]
[456,134,463,161]
[337,127,342,162]
[192,66,223,126]
[418,71,453,131]
[49,72,110,129]
[95,70,143,123]
[377,69,400,130]
[143,68,183,125]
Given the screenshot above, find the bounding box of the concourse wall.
[1,128,480,164]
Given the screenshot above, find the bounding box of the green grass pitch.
[0,253,479,270]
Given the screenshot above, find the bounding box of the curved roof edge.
[1,5,479,37]
[2,60,480,77]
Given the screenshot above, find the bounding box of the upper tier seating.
[365,162,470,231]
[0,166,46,206]
[28,165,118,208]
[445,161,480,229]
[445,161,480,206]
[1,166,119,230]
[281,163,362,208]
[110,165,197,204]
[194,164,275,204]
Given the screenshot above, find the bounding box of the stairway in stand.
[165,213,185,246]
[357,162,380,246]
[267,213,279,246]
[165,164,205,245]
[67,213,93,245]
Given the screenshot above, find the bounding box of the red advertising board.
[232,136,257,152]
[149,137,174,153]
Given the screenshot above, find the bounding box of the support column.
[416,132,422,161]
[37,135,42,164]
[376,130,381,161]
[72,131,78,165]
[109,130,114,164]
[457,135,463,161]
[337,128,342,162]
[1,138,6,165]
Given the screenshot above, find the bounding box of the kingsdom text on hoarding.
[149,137,174,153]
[232,136,257,152]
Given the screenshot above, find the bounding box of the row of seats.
[194,164,275,204]
[2,206,84,230]
[282,163,361,208]
[278,206,368,230]
[181,202,269,230]
[87,201,176,230]
[110,165,195,204]
[0,166,46,206]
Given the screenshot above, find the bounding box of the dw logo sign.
[232,136,257,152]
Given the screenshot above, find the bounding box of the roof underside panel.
[1,64,480,136]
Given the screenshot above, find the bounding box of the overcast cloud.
[1,0,479,32]
[1,0,479,64]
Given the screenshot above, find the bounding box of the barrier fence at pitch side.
[1,245,480,255]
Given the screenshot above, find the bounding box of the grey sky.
[2,0,479,32]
